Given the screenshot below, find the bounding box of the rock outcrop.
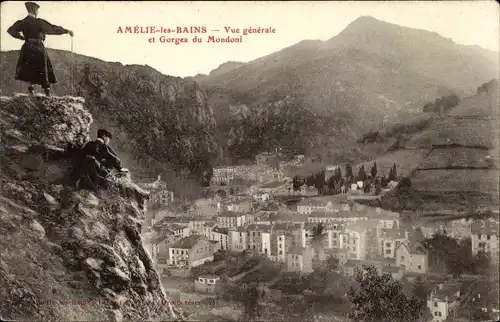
[0,95,184,321]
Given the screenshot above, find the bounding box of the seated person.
[76,129,128,189]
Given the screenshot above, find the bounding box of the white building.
[253,191,270,202]
[471,220,499,263]
[427,283,462,322]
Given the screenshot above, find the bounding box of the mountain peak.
[340,15,398,35]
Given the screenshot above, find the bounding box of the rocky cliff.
[1,50,220,189]
[0,95,184,321]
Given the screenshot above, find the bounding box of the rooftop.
[212,227,229,235]
[297,199,333,207]
[381,228,407,239]
[471,221,499,235]
[172,235,206,249]
[217,211,245,218]
[198,275,220,279]
[260,181,286,189]
[247,224,272,233]
[346,220,380,232]
[274,222,302,231]
[430,283,462,303]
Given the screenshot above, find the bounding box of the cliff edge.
[0,95,183,321]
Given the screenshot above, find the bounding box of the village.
[140,152,499,322]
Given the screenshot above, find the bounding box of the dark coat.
[82,139,122,172]
[7,15,68,86]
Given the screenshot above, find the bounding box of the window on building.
[438,312,442,317]
[401,256,405,261]
[434,302,438,307]
[385,249,391,254]
[279,251,283,255]
[385,242,391,248]
[418,265,422,270]
[487,235,491,240]
[253,232,255,237]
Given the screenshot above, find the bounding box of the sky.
[1,1,499,77]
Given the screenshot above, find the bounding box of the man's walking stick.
[71,35,75,96]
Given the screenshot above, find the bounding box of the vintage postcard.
[0,1,499,321]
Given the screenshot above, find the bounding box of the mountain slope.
[0,49,219,191]
[196,16,498,163]
[360,79,500,215]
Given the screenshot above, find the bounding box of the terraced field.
[411,169,499,194]
[374,81,500,213]
[405,117,498,148]
[418,148,498,169]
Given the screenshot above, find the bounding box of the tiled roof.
[152,234,171,244]
[170,224,186,231]
[247,224,272,233]
[172,235,205,249]
[409,243,428,255]
[212,227,229,235]
[346,220,379,233]
[381,228,407,239]
[203,221,217,227]
[431,283,461,302]
[229,199,252,205]
[260,181,285,189]
[297,199,332,207]
[288,246,307,255]
[218,211,244,218]
[198,275,220,279]
[471,221,499,235]
[273,222,302,231]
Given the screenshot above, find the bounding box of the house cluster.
[137,175,175,207]
[412,217,499,264]
[146,191,436,282]
[210,153,286,186]
[427,281,463,322]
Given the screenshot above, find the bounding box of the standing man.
[7,2,74,96]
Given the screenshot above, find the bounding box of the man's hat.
[25,2,40,13]
[97,129,112,139]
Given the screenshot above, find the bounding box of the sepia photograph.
[0,1,499,321]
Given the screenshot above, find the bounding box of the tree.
[242,283,260,321]
[325,254,339,271]
[473,249,490,275]
[292,176,302,191]
[357,165,366,182]
[348,265,424,322]
[389,163,397,181]
[371,162,378,178]
[412,276,430,302]
[346,164,353,181]
[311,223,327,261]
[410,227,426,244]
[398,177,412,189]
